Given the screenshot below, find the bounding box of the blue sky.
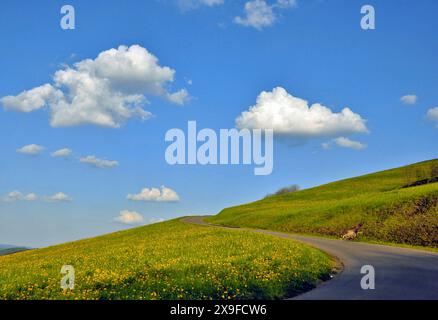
[0,0,437,247]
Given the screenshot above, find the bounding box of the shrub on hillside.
[266,185,300,198]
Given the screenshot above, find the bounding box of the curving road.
[183,216,438,300]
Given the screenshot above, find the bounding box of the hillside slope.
[0,219,334,300]
[208,159,438,248]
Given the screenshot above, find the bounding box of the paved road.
[183,216,438,300]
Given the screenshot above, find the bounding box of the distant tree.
[275,185,300,195]
[265,185,301,198]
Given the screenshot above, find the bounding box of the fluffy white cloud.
[323,137,366,150]
[114,210,144,225]
[400,94,417,105]
[79,155,119,169]
[235,0,275,30]
[236,87,368,139]
[51,148,72,157]
[127,186,180,202]
[427,107,438,127]
[16,144,44,155]
[1,45,188,128]
[47,192,71,202]
[234,0,296,30]
[1,84,62,112]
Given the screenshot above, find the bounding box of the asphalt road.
[183,216,438,300]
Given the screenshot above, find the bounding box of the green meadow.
[0,220,334,300]
[208,159,438,248]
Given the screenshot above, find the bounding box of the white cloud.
[235,0,275,30]
[47,192,71,202]
[427,107,438,127]
[1,84,62,113]
[2,191,72,203]
[236,87,368,139]
[400,94,417,105]
[4,191,39,202]
[275,0,297,8]
[127,186,180,202]
[166,89,189,105]
[334,137,366,150]
[321,142,331,150]
[177,0,224,10]
[79,155,119,169]
[24,193,38,201]
[5,191,24,201]
[323,137,366,150]
[234,0,296,30]
[51,148,72,158]
[16,144,44,155]
[1,45,189,128]
[114,210,145,225]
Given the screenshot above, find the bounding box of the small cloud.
[427,107,438,127]
[234,0,296,30]
[51,148,72,158]
[177,0,224,10]
[234,0,275,30]
[321,142,331,150]
[2,191,38,202]
[17,144,44,155]
[114,210,144,225]
[127,186,180,202]
[275,0,297,9]
[46,192,71,202]
[166,89,190,105]
[334,137,366,150]
[322,137,366,150]
[79,155,119,168]
[400,94,417,105]
[2,191,71,202]
[24,193,38,201]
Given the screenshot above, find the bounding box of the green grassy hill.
[208,159,438,248]
[0,220,334,300]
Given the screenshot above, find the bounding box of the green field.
[208,159,438,248]
[0,220,334,300]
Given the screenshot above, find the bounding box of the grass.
[0,219,335,300]
[208,159,438,248]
